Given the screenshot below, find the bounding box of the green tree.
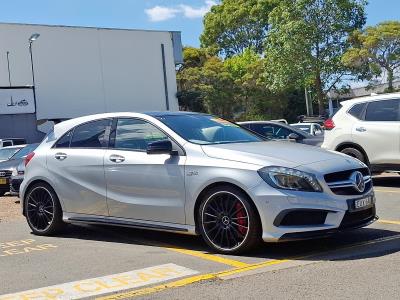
[201,0,277,57]
[177,47,237,118]
[343,21,400,92]
[264,0,367,114]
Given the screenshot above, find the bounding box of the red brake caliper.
[236,202,247,235]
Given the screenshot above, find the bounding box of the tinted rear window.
[365,99,400,121]
[70,119,111,148]
[348,103,366,120]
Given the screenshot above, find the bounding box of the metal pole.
[304,87,310,116]
[6,51,12,87]
[29,41,37,111]
[161,44,170,111]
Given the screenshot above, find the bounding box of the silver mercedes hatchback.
[20,112,377,254]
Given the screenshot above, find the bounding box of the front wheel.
[198,186,261,254]
[24,182,65,235]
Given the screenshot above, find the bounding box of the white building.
[0,23,182,142]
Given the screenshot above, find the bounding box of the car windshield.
[10,143,39,159]
[292,124,311,132]
[157,114,264,145]
[0,147,22,160]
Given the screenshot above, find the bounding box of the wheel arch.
[193,181,262,234]
[335,142,370,165]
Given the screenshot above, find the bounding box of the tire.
[197,185,261,254]
[0,191,5,197]
[24,182,65,235]
[340,147,366,164]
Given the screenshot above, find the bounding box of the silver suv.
[21,112,377,254]
[322,93,400,173]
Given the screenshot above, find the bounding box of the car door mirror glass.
[288,133,300,140]
[147,140,173,155]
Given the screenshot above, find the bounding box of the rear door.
[104,117,186,224]
[351,99,400,165]
[46,118,112,216]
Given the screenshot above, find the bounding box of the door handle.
[356,127,367,132]
[109,154,125,163]
[55,152,67,161]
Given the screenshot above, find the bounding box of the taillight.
[324,118,335,130]
[25,152,35,166]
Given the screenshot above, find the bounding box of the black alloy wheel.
[199,186,261,254]
[25,183,65,235]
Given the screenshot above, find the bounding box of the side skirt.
[63,213,197,236]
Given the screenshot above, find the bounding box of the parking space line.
[378,219,400,225]
[98,234,400,300]
[166,247,250,268]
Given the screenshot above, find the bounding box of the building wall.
[0,23,179,123]
[0,113,44,143]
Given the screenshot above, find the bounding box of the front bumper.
[9,177,23,196]
[248,181,377,242]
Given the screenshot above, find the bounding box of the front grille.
[324,168,372,195]
[0,170,12,178]
[339,206,376,229]
[324,168,370,182]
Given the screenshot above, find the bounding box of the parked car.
[0,145,25,163]
[0,138,26,148]
[291,122,324,136]
[0,143,39,196]
[20,112,376,254]
[322,93,400,173]
[10,161,25,196]
[238,121,323,146]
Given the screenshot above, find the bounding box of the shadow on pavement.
[51,223,400,263]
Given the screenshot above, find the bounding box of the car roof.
[340,92,400,107]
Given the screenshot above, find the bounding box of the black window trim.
[52,118,113,149]
[109,117,186,156]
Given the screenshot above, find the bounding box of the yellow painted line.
[378,219,400,225]
[97,234,400,300]
[166,247,250,268]
[374,188,400,193]
[216,259,290,278]
[97,259,287,300]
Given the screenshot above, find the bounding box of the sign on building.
[0,87,35,114]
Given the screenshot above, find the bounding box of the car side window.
[70,119,111,148]
[365,99,400,121]
[54,131,72,148]
[114,118,169,151]
[251,124,291,139]
[3,141,12,147]
[348,103,367,120]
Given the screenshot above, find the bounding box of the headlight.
[258,166,322,192]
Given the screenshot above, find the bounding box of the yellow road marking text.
[0,239,57,257]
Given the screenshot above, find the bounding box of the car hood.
[0,158,22,171]
[201,141,355,169]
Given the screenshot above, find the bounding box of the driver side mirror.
[146,140,173,155]
[288,133,301,141]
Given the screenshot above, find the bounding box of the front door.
[104,118,186,224]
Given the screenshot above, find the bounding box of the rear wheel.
[340,147,366,164]
[198,186,261,254]
[0,191,5,197]
[25,182,65,235]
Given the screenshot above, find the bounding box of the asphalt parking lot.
[0,175,399,299]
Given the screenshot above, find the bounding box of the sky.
[0,0,399,47]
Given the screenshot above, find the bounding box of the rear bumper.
[10,177,23,196]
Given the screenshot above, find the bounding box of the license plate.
[354,197,372,209]
[0,178,6,185]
